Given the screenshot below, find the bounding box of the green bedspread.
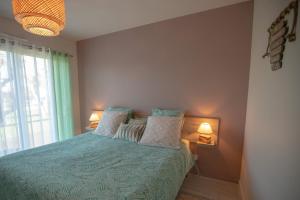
[0,133,194,200]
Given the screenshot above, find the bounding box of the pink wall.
[77,2,253,182]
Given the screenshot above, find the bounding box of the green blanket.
[0,133,193,200]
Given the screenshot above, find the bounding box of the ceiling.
[0,0,249,41]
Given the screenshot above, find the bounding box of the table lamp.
[197,122,213,144]
[89,111,100,128]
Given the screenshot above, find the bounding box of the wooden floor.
[177,174,241,200]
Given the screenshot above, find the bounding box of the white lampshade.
[197,122,213,134]
[89,112,100,122]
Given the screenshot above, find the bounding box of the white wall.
[0,17,81,134]
[240,0,300,199]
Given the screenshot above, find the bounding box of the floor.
[177,174,241,200]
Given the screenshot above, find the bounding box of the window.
[0,45,57,156]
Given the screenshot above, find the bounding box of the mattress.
[0,133,194,200]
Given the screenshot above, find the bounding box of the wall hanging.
[263,0,298,71]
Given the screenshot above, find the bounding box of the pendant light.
[12,0,65,37]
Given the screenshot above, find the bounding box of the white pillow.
[139,116,183,149]
[94,111,128,137]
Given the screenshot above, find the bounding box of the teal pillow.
[106,106,133,121]
[152,108,184,118]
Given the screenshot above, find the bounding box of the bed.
[0,132,194,200]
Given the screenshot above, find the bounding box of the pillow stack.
[94,107,146,143]
[94,107,185,149]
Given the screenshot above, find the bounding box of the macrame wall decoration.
[263,0,298,71]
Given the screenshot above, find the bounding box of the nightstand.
[85,126,96,131]
[181,117,220,148]
[190,139,216,148]
[183,133,217,148]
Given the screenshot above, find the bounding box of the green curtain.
[52,52,74,141]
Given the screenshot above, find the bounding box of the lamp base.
[198,134,212,144]
[89,122,99,129]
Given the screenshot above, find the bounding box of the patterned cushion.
[94,111,128,137]
[152,108,184,118]
[139,116,184,149]
[113,122,146,142]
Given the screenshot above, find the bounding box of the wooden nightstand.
[189,139,216,148]
[183,134,217,148]
[181,117,220,148]
[85,126,96,131]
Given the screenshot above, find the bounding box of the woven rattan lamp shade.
[12,0,65,36]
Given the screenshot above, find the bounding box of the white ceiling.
[0,0,249,41]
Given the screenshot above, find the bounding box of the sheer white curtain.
[0,37,58,156]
